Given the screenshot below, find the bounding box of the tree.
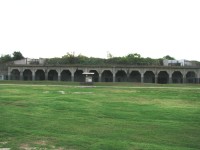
[163,55,175,60]
[0,54,12,63]
[12,51,24,60]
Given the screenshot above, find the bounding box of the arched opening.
[129,71,141,82]
[23,69,32,81]
[11,69,20,80]
[74,70,84,82]
[186,71,196,83]
[101,70,113,82]
[172,71,183,83]
[157,71,169,84]
[144,71,155,83]
[89,70,99,82]
[35,70,45,81]
[115,70,127,82]
[48,70,58,81]
[61,70,71,81]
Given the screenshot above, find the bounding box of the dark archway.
[186,71,196,83]
[157,71,169,84]
[101,70,113,82]
[129,71,141,82]
[23,69,32,81]
[35,70,45,81]
[172,71,183,83]
[89,70,99,82]
[11,69,20,80]
[144,71,155,83]
[61,70,71,81]
[115,70,127,82]
[48,70,58,81]
[74,70,84,82]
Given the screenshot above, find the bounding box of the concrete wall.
[7,65,200,84]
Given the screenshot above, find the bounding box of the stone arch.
[144,71,155,83]
[172,71,183,83]
[11,69,20,80]
[186,71,196,83]
[35,69,45,81]
[101,70,113,82]
[129,71,141,82]
[23,69,32,81]
[89,70,99,82]
[48,70,58,81]
[74,70,84,82]
[61,70,71,81]
[115,70,127,82]
[157,71,169,84]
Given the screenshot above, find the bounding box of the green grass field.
[0,82,200,150]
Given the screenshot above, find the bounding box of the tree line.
[0,51,24,63]
[1,51,199,66]
[44,53,175,66]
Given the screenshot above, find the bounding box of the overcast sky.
[0,0,200,61]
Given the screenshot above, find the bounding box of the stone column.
[183,73,186,84]
[20,70,23,80]
[71,70,75,82]
[155,74,158,84]
[99,73,102,82]
[169,72,172,84]
[141,73,144,83]
[57,70,61,82]
[45,70,48,81]
[169,74,172,84]
[8,71,11,80]
[32,70,35,81]
[113,74,116,82]
[127,70,130,82]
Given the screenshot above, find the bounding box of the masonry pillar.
[155,74,158,84]
[141,73,144,83]
[32,70,35,81]
[127,70,130,82]
[71,70,75,82]
[169,72,172,84]
[183,73,186,84]
[99,73,102,82]
[8,71,11,80]
[57,70,61,82]
[45,70,48,80]
[20,70,23,80]
[113,74,116,82]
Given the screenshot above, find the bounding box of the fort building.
[0,58,200,84]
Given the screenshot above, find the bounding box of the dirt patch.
[20,144,36,150]
[73,92,93,94]
[34,141,47,146]
[58,91,65,94]
[0,142,8,145]
[0,148,10,150]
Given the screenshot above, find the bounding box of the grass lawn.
[0,82,200,150]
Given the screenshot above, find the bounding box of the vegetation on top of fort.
[1,51,200,66]
[44,52,164,66]
[0,51,24,63]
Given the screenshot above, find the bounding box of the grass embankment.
[0,82,200,149]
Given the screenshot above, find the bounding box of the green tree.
[0,54,12,63]
[163,55,175,60]
[12,51,24,60]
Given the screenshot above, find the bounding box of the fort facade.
[7,64,200,84]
